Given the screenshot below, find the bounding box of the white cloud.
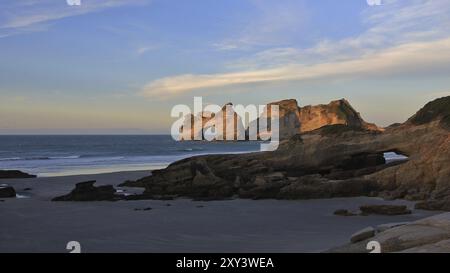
[142,0,450,99]
[236,0,450,69]
[142,37,450,98]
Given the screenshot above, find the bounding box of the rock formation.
[180,103,246,141]
[0,170,36,179]
[122,96,450,210]
[52,181,121,201]
[298,99,379,133]
[180,98,379,141]
[251,98,379,140]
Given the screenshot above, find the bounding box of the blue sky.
[1,0,450,134]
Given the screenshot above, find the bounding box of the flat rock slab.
[330,212,450,253]
[376,222,410,233]
[398,239,450,253]
[351,226,375,243]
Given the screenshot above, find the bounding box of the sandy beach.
[0,171,441,253]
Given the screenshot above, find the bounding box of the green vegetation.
[410,96,450,126]
[316,124,365,136]
[440,115,450,130]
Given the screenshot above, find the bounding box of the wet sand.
[0,171,441,253]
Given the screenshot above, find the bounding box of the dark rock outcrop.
[119,180,145,188]
[0,186,16,198]
[52,181,120,201]
[0,170,36,179]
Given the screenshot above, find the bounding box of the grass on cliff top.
[410,96,450,127]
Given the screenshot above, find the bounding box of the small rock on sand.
[360,205,411,216]
[0,186,16,198]
[334,209,357,216]
[134,207,152,211]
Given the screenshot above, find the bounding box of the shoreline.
[0,171,442,253]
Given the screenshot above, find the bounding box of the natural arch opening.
[383,151,409,164]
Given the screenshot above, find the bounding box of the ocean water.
[0,135,260,177]
[0,135,407,177]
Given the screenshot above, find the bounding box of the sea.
[0,135,406,177]
[0,135,260,177]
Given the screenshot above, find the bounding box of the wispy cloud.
[230,0,450,70]
[141,38,450,98]
[0,0,149,37]
[136,45,158,55]
[142,0,450,99]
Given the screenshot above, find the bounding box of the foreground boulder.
[0,186,16,198]
[329,212,450,253]
[126,96,450,208]
[52,181,120,201]
[0,170,36,179]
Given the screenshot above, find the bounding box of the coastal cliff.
[179,98,379,140]
[121,96,450,210]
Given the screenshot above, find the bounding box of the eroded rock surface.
[329,213,450,253]
[124,97,450,208]
[179,98,379,141]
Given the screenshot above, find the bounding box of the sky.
[0,0,450,134]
